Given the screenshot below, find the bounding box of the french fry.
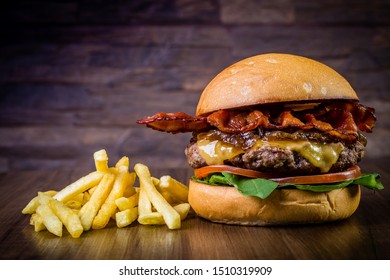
[115,192,139,211]
[173,203,191,220]
[138,187,152,215]
[134,163,181,229]
[65,192,84,209]
[53,171,104,202]
[65,200,82,210]
[94,149,109,172]
[138,203,191,225]
[115,156,129,168]
[153,178,174,204]
[88,185,97,195]
[92,167,133,229]
[65,193,84,209]
[115,197,131,211]
[30,213,46,232]
[159,176,189,203]
[79,173,115,231]
[123,177,137,197]
[36,204,62,237]
[48,198,83,238]
[152,177,160,186]
[72,193,84,203]
[82,192,91,205]
[23,149,192,238]
[115,207,138,228]
[107,167,119,175]
[138,212,165,225]
[22,190,57,214]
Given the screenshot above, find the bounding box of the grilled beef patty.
[185,129,366,175]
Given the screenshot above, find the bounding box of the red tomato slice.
[194,165,361,185]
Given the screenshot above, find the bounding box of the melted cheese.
[197,133,344,173]
[197,135,244,166]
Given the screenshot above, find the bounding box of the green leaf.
[209,173,230,185]
[282,180,353,192]
[221,172,279,199]
[353,173,384,190]
[193,172,383,200]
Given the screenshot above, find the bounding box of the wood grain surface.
[0,158,389,260]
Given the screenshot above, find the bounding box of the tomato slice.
[194,165,361,185]
[194,165,282,180]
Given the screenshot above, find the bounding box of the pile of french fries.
[22,149,190,238]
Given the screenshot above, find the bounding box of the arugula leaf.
[194,172,383,199]
[221,172,278,199]
[353,173,384,190]
[281,180,353,192]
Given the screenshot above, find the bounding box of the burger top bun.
[188,179,361,226]
[196,53,359,116]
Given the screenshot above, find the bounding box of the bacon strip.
[136,112,210,134]
[136,101,376,141]
[207,110,272,133]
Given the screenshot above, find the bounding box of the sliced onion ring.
[194,165,361,185]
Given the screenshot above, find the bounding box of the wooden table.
[1,158,389,260]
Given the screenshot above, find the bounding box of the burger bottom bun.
[188,179,361,226]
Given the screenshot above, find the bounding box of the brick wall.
[0,0,389,172]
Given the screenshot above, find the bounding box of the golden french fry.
[36,204,62,237]
[23,197,39,214]
[115,197,131,211]
[159,190,176,204]
[107,167,119,175]
[65,200,82,209]
[94,149,109,172]
[123,174,137,197]
[159,176,189,203]
[152,177,160,186]
[64,193,84,209]
[82,192,91,205]
[115,156,129,168]
[88,185,97,195]
[22,190,57,214]
[53,171,103,202]
[92,167,133,229]
[30,213,46,232]
[123,187,136,197]
[153,178,175,204]
[173,203,191,220]
[115,207,138,228]
[138,203,190,225]
[38,191,53,205]
[134,163,181,229]
[138,212,165,225]
[78,173,115,231]
[72,193,84,203]
[48,198,83,238]
[138,188,152,215]
[115,192,139,211]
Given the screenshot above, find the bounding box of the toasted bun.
[188,179,361,225]
[196,53,358,115]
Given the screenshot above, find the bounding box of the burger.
[137,53,383,225]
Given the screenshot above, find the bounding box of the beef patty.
[185,129,366,175]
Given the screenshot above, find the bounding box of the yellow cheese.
[197,133,344,173]
[252,139,344,173]
[197,134,244,166]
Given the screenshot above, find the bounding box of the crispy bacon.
[207,110,272,133]
[136,101,376,141]
[136,112,210,134]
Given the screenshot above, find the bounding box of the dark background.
[0,0,389,172]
